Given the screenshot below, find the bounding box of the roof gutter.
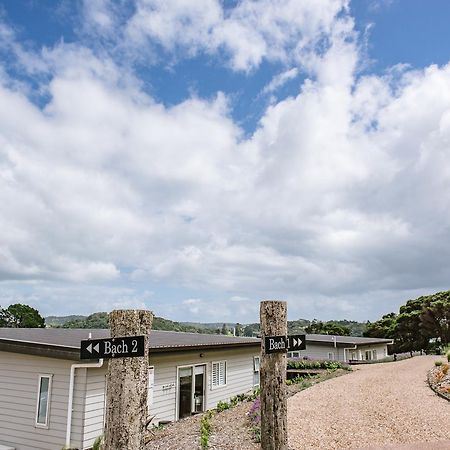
[65,359,104,448]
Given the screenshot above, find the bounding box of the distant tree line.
[364,290,450,353]
[241,319,361,337]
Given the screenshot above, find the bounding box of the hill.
[46,314,367,336]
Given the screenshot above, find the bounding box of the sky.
[1,0,450,324]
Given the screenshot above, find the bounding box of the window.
[211,361,226,388]
[36,374,52,428]
[253,356,260,387]
[373,350,377,360]
[328,352,335,360]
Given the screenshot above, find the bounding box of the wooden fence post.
[260,300,288,450]
[103,309,153,450]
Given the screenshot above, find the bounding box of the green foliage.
[216,400,230,412]
[447,351,450,363]
[59,312,218,334]
[435,360,443,366]
[287,359,349,371]
[200,410,214,449]
[92,434,104,450]
[63,312,109,329]
[305,319,351,336]
[0,304,45,328]
[366,290,450,353]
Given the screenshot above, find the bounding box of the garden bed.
[428,360,450,401]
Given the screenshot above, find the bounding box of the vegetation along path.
[288,355,450,450]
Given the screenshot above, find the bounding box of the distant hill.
[46,314,367,336]
[45,315,86,327]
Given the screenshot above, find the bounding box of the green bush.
[287,359,349,371]
[92,435,104,450]
[216,400,230,412]
[435,360,443,366]
[447,351,450,363]
[200,411,213,449]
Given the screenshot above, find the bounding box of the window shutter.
[212,361,226,387]
[219,362,226,385]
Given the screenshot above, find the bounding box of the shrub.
[216,400,230,412]
[447,351,450,363]
[92,435,104,450]
[435,360,443,367]
[247,398,261,443]
[200,411,213,449]
[287,359,349,371]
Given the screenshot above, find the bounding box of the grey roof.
[0,328,260,360]
[0,327,392,361]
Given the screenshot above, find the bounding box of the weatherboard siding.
[288,342,390,361]
[149,347,259,423]
[0,351,85,450]
[73,346,259,435]
[288,342,345,360]
[82,368,106,449]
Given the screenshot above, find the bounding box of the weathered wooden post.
[103,309,153,450]
[260,300,288,450]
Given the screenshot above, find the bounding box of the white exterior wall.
[0,351,85,450]
[357,344,389,360]
[288,342,390,362]
[288,343,345,361]
[82,368,106,449]
[79,346,260,443]
[149,347,259,423]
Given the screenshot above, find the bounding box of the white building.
[0,328,260,450]
[0,328,392,450]
[287,334,393,362]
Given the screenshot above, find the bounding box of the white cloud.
[118,0,350,71]
[262,68,299,95]
[1,1,450,322]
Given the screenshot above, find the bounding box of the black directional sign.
[264,335,288,354]
[287,334,306,351]
[264,334,306,354]
[80,335,146,360]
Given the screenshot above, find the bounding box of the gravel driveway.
[288,355,450,450]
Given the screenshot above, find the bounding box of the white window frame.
[327,352,335,360]
[147,366,155,412]
[35,374,53,428]
[253,356,260,387]
[211,361,227,389]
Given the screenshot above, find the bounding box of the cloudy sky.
[1,0,450,324]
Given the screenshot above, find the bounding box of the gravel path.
[288,355,450,450]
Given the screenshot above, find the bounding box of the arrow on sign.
[287,334,306,351]
[86,343,100,354]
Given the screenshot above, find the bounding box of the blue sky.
[1,0,450,323]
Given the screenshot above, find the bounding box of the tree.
[221,323,228,335]
[0,304,45,328]
[305,320,351,336]
[419,292,450,346]
[364,313,397,339]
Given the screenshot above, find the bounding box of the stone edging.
[427,369,450,402]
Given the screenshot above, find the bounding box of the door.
[194,365,205,413]
[178,365,206,419]
[178,367,193,419]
